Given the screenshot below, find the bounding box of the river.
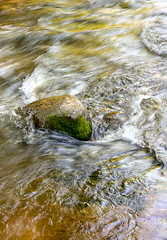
[1,0,167,239]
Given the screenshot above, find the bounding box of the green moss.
[44,115,92,141]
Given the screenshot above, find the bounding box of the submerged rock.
[24,95,92,140]
[103,111,129,130]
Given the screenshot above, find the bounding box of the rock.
[103,111,129,130]
[24,95,92,140]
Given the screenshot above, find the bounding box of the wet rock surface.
[103,111,129,130]
[23,95,92,141]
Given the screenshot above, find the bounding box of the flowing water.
[1,0,167,239]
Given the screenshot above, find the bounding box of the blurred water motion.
[1,0,167,239]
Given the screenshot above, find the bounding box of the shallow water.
[1,0,167,239]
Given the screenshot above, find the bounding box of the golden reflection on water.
[0,142,163,239]
[1,190,167,239]
[0,202,137,239]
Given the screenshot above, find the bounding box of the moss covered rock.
[24,95,92,140]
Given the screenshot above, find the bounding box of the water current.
[1,0,167,239]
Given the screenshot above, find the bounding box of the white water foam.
[20,51,87,105]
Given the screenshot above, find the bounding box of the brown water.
[1,0,167,239]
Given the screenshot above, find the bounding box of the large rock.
[24,95,92,140]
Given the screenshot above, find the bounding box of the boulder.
[24,95,92,140]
